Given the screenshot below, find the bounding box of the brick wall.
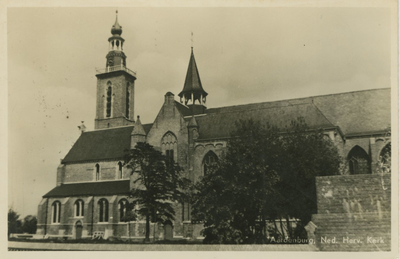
[311,174,391,251]
[61,161,130,183]
[95,72,135,130]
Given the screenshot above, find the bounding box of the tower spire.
[178,47,208,114]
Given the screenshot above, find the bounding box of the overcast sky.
[7,5,393,217]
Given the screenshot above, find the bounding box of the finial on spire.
[111,9,122,36]
[191,32,193,50]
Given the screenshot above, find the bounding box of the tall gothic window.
[348,146,370,174]
[161,132,177,166]
[51,201,61,223]
[106,82,112,117]
[126,82,130,118]
[118,199,128,222]
[203,151,219,175]
[95,164,100,181]
[98,199,109,222]
[117,161,123,179]
[74,199,84,217]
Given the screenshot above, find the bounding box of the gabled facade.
[36,13,391,241]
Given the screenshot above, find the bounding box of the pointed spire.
[131,116,146,136]
[188,115,199,128]
[111,9,122,36]
[178,48,208,104]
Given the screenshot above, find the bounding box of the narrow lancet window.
[106,83,112,117]
[126,83,130,118]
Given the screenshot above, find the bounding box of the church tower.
[178,48,208,115]
[94,11,137,129]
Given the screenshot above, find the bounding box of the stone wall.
[311,174,391,251]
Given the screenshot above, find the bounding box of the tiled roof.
[312,88,390,135]
[43,180,130,198]
[194,88,390,140]
[195,103,334,140]
[62,126,134,163]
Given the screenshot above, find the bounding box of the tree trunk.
[262,214,266,243]
[279,218,285,238]
[286,215,293,239]
[145,212,150,242]
[273,219,278,236]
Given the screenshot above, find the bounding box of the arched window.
[74,199,84,217]
[378,142,391,174]
[126,82,130,118]
[98,199,109,222]
[51,201,61,223]
[117,161,123,179]
[95,164,100,181]
[348,146,370,174]
[118,199,128,222]
[106,82,112,117]
[161,132,177,166]
[203,151,219,175]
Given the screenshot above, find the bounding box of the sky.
[7,5,394,217]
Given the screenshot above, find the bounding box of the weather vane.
[191,32,193,49]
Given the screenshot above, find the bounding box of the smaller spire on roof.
[188,115,199,128]
[131,116,146,136]
[178,48,208,105]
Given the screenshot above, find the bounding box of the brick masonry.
[311,174,391,251]
[58,161,130,184]
[95,71,136,129]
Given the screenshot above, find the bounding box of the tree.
[275,118,342,238]
[192,119,282,244]
[8,208,22,237]
[124,142,190,242]
[21,215,37,234]
[192,118,342,243]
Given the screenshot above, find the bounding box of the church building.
[36,12,391,241]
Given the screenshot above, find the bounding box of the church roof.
[62,124,153,163]
[178,49,208,99]
[62,89,389,163]
[43,180,130,198]
[192,88,390,140]
[194,103,334,140]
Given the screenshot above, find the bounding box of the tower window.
[126,83,130,118]
[106,83,112,117]
[51,201,61,224]
[74,199,84,217]
[95,164,100,181]
[98,199,109,222]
